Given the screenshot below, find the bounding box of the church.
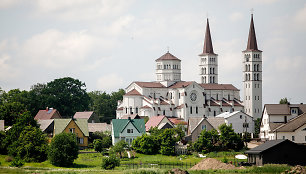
[116,14,262,121]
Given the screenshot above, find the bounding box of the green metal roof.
[112,119,145,138]
[54,119,89,136]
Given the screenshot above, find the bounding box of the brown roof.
[141,105,152,109]
[37,119,54,132]
[222,100,231,107]
[135,82,165,88]
[199,18,216,56]
[244,14,261,52]
[188,117,204,134]
[210,100,220,106]
[74,111,94,119]
[155,52,181,61]
[121,114,140,119]
[88,123,111,133]
[269,122,284,132]
[124,89,142,96]
[275,113,306,132]
[265,104,291,115]
[117,107,124,110]
[175,104,185,109]
[145,116,166,131]
[34,108,61,120]
[199,84,239,91]
[169,118,187,125]
[234,100,244,107]
[206,117,226,130]
[169,81,193,88]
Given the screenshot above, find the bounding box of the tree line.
[0,77,125,126]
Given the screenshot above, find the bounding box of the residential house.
[88,123,111,134]
[0,120,4,131]
[111,118,145,146]
[245,139,306,166]
[216,111,254,135]
[145,115,174,132]
[74,111,100,123]
[187,117,225,142]
[34,108,61,120]
[37,119,54,137]
[53,119,89,148]
[260,104,306,140]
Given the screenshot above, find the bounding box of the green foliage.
[125,169,166,174]
[110,140,128,158]
[0,102,27,126]
[5,156,13,162]
[48,133,79,167]
[90,131,112,148]
[93,139,104,152]
[88,89,125,123]
[173,124,186,142]
[101,155,120,170]
[279,97,290,104]
[254,118,261,138]
[0,131,6,154]
[10,157,24,167]
[193,129,220,153]
[8,126,47,162]
[219,124,244,151]
[159,129,176,155]
[132,134,159,155]
[221,156,228,163]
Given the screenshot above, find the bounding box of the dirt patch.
[282,165,306,174]
[190,158,242,170]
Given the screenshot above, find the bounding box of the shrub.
[132,134,159,155]
[101,155,120,170]
[5,156,13,162]
[94,139,103,152]
[10,158,24,167]
[48,133,79,167]
[110,140,128,158]
[221,156,228,163]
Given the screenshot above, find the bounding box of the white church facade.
[116,15,262,121]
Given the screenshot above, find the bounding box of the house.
[216,111,254,135]
[88,123,111,134]
[34,108,61,120]
[121,114,141,119]
[74,111,100,123]
[145,115,174,132]
[53,119,89,148]
[270,113,306,144]
[0,120,4,131]
[37,119,54,137]
[187,117,225,142]
[111,118,145,146]
[260,104,306,140]
[245,139,306,166]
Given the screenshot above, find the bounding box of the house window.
[196,106,198,114]
[292,136,295,141]
[190,107,192,114]
[240,115,242,119]
[163,110,166,115]
[213,111,216,116]
[135,107,138,114]
[79,138,84,144]
[243,123,249,128]
[69,128,75,133]
[127,129,133,133]
[201,125,206,130]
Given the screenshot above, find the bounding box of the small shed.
[245,139,306,166]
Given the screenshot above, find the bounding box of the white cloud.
[21,29,95,68]
[0,0,21,9]
[97,74,124,92]
[229,12,243,22]
[0,53,18,80]
[34,0,134,21]
[294,3,306,29]
[244,0,279,6]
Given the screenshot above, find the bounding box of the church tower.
[199,19,218,84]
[243,14,262,120]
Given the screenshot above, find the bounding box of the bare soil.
[190,158,243,170]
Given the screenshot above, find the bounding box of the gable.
[112,119,145,137]
[54,119,89,136]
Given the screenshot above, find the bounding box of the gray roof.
[188,117,203,134]
[88,123,111,133]
[74,111,94,119]
[265,104,306,115]
[0,120,4,131]
[37,119,54,131]
[269,122,284,132]
[245,139,288,154]
[206,117,226,130]
[274,113,306,132]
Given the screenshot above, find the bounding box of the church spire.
[245,14,259,51]
[202,18,215,54]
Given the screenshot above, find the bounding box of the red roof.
[169,81,193,88]
[210,100,220,106]
[155,52,181,61]
[169,118,187,125]
[199,18,216,56]
[124,89,142,96]
[222,100,232,107]
[34,108,61,120]
[117,107,124,110]
[135,82,165,88]
[175,104,184,109]
[234,100,243,107]
[244,14,261,52]
[145,116,166,131]
[74,111,94,119]
[199,84,239,91]
[141,105,152,109]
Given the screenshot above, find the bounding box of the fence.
[121,162,197,169]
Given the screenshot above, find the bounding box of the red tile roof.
[74,111,94,119]
[135,82,165,88]
[169,118,187,125]
[34,108,61,120]
[175,104,184,109]
[233,100,244,107]
[117,107,124,110]
[141,105,152,109]
[145,116,166,131]
[155,52,181,61]
[210,100,220,106]
[124,89,142,96]
[222,100,231,107]
[199,84,239,91]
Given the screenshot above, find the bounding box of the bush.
[5,156,13,162]
[101,155,120,170]
[132,134,159,155]
[48,133,79,167]
[94,139,103,152]
[10,158,24,167]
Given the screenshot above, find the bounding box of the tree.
[48,133,79,167]
[254,118,261,138]
[0,102,27,126]
[9,126,48,162]
[110,140,128,158]
[43,77,90,117]
[132,134,159,154]
[219,124,244,151]
[279,97,290,104]
[94,139,104,152]
[193,129,220,153]
[159,129,176,155]
[0,131,6,154]
[101,155,120,170]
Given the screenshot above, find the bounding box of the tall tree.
[279,97,290,104]
[43,77,90,117]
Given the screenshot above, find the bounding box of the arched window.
[190,107,193,114]
[210,76,212,83]
[257,73,260,81]
[213,76,215,83]
[204,68,206,74]
[213,111,216,116]
[213,68,215,74]
[248,65,250,71]
[202,76,204,83]
[228,94,230,100]
[245,74,248,81]
[257,64,260,71]
[136,107,138,113]
[210,68,212,74]
[248,74,250,81]
[163,110,165,115]
[204,76,206,83]
[201,68,204,74]
[196,106,198,114]
[254,74,256,81]
[170,93,172,99]
[245,64,248,71]
[254,64,256,71]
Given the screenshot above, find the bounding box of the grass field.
[0,152,297,174]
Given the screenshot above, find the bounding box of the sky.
[0,0,305,105]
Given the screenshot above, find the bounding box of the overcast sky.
[0,0,305,105]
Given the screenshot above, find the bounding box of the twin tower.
[199,14,262,119]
